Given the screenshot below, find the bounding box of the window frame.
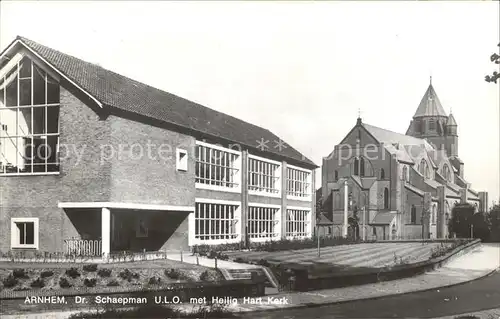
[176,148,188,171]
[247,203,281,242]
[247,154,282,198]
[286,164,312,201]
[194,141,242,193]
[190,198,241,245]
[410,205,417,224]
[285,206,312,239]
[0,53,61,176]
[10,217,39,249]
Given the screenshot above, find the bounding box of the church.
[320,79,488,240]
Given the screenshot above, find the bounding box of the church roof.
[413,83,447,118]
[446,113,457,126]
[363,123,425,145]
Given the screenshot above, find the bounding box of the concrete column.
[478,192,489,213]
[343,180,348,237]
[281,161,288,239]
[460,186,468,204]
[311,168,316,238]
[390,154,400,212]
[240,150,249,246]
[436,186,446,238]
[423,193,432,239]
[101,207,111,257]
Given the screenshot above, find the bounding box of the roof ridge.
[17,36,269,132]
[362,122,426,144]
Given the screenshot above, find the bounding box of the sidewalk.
[432,307,500,319]
[2,243,499,319]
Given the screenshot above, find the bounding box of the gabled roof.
[413,83,447,118]
[1,36,316,168]
[371,212,396,225]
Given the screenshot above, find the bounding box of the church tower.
[406,78,457,156]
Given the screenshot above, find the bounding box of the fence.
[64,238,102,257]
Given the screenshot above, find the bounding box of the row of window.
[193,202,311,243]
[10,203,312,249]
[194,143,312,198]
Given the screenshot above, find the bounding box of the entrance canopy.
[58,202,194,212]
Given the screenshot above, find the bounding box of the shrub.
[106,280,120,287]
[83,264,98,272]
[2,275,19,288]
[164,268,182,280]
[65,268,81,279]
[206,250,229,260]
[59,277,72,288]
[40,270,54,278]
[199,270,211,281]
[97,268,112,278]
[148,277,161,285]
[83,278,97,287]
[30,278,45,288]
[12,269,29,279]
[256,259,270,267]
[233,257,246,263]
[119,269,139,282]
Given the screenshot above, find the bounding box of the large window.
[285,208,310,238]
[0,55,60,174]
[410,205,417,224]
[247,205,280,240]
[248,155,280,195]
[384,187,389,209]
[195,141,240,190]
[11,217,39,249]
[442,165,452,182]
[194,201,239,243]
[286,165,311,199]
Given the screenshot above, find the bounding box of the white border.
[195,183,241,193]
[58,202,194,212]
[286,163,312,173]
[247,203,282,242]
[248,153,282,166]
[0,172,60,177]
[176,148,188,171]
[248,154,282,198]
[191,198,241,246]
[11,217,39,249]
[194,198,241,205]
[195,140,241,155]
[248,202,281,209]
[287,206,312,211]
[0,39,103,108]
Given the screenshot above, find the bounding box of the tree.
[485,42,500,84]
[448,203,475,238]
[471,212,491,241]
[489,205,500,242]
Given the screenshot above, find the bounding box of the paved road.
[238,270,500,319]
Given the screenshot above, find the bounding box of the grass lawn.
[227,242,448,269]
[0,259,223,295]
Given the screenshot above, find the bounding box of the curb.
[235,267,499,315]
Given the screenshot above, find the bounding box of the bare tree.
[485,42,500,83]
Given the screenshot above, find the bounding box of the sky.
[1,1,499,205]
